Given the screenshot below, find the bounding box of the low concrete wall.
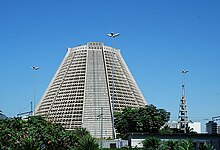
[98,139,128,148]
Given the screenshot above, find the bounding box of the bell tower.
[178,70,189,133]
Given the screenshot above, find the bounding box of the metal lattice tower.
[178,70,189,133]
[35,42,147,138]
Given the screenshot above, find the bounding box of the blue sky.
[0,1,220,129]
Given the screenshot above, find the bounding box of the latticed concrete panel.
[35,42,147,138]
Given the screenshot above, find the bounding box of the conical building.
[35,42,146,138]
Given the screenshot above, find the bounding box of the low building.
[0,112,7,119]
[167,121,201,133]
[167,121,178,128]
[206,121,218,134]
[98,139,128,149]
[189,121,201,133]
[126,133,220,150]
[218,126,220,134]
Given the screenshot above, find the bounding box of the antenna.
[178,70,189,133]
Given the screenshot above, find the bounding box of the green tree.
[163,139,195,150]
[163,140,179,150]
[0,116,93,150]
[142,138,195,150]
[23,116,65,149]
[198,142,215,150]
[0,117,26,149]
[178,139,194,150]
[142,136,162,150]
[114,104,170,138]
[77,135,99,150]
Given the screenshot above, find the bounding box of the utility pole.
[100,107,103,150]
[97,107,103,150]
[107,32,119,139]
[31,66,39,115]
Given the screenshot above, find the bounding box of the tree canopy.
[142,137,197,150]
[114,104,170,138]
[0,116,99,150]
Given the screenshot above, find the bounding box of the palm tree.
[163,140,179,150]
[198,142,215,150]
[77,135,99,150]
[142,136,162,150]
[178,139,194,150]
